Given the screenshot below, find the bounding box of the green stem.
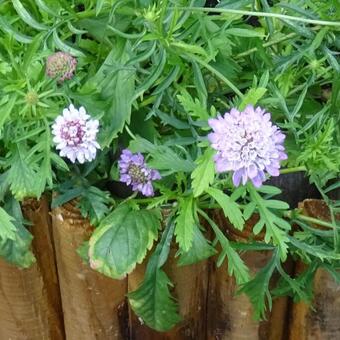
[176,7,340,27]
[236,26,321,59]
[280,166,307,174]
[125,125,137,140]
[293,214,337,230]
[186,54,244,98]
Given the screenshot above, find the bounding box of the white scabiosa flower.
[208,105,287,188]
[52,104,100,163]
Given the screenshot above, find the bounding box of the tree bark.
[51,202,128,340]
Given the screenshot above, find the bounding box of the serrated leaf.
[12,0,48,31]
[0,207,16,241]
[129,269,181,331]
[175,196,195,252]
[0,198,35,268]
[191,148,215,197]
[239,250,278,320]
[198,209,249,285]
[248,186,290,260]
[177,223,216,265]
[128,218,181,331]
[88,204,161,279]
[7,145,41,200]
[206,187,244,230]
[177,90,209,120]
[78,186,112,226]
[239,87,267,110]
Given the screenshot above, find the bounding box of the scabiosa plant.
[52,104,100,163]
[208,105,287,188]
[46,52,77,82]
[118,149,161,197]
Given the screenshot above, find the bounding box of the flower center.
[61,120,85,146]
[128,164,147,183]
[25,91,39,106]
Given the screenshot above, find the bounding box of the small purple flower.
[46,52,77,82]
[52,104,100,163]
[208,105,287,188]
[118,149,161,197]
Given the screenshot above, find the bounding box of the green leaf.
[134,48,166,99]
[0,17,33,43]
[177,223,216,266]
[239,87,267,110]
[129,138,195,174]
[177,90,209,120]
[239,250,278,320]
[148,147,195,173]
[128,218,181,331]
[95,0,105,16]
[225,28,264,38]
[191,148,215,197]
[0,95,16,130]
[256,185,282,195]
[12,0,48,30]
[52,30,85,57]
[88,204,161,279]
[0,207,16,241]
[7,145,41,200]
[206,187,244,230]
[175,196,195,252]
[98,41,136,146]
[248,185,290,260]
[198,209,249,285]
[78,186,112,226]
[0,198,35,268]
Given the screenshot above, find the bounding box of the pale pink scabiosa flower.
[208,105,287,188]
[52,104,100,163]
[118,149,161,197]
[46,52,77,82]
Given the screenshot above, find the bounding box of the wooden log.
[128,247,208,339]
[0,196,64,340]
[289,199,340,340]
[207,211,290,340]
[51,202,128,340]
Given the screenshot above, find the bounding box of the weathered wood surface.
[52,202,128,340]
[289,199,340,340]
[207,211,290,340]
[0,196,64,340]
[128,246,208,340]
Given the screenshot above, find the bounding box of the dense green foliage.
[0,0,339,332]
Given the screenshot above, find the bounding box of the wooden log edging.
[207,211,290,340]
[289,199,340,340]
[51,202,128,340]
[128,247,208,340]
[0,196,64,340]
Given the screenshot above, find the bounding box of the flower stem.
[125,125,137,140]
[177,7,340,27]
[280,166,307,174]
[294,214,337,230]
